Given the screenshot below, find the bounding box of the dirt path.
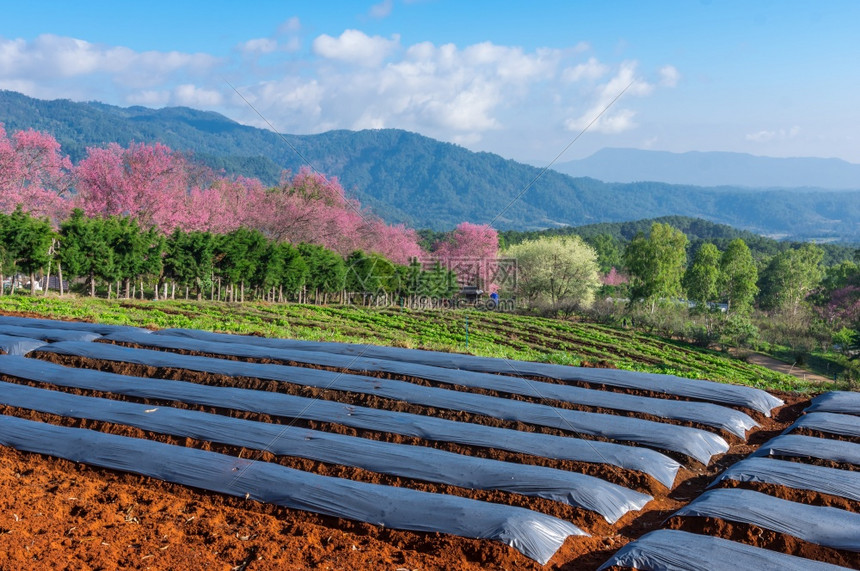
[743,352,834,384]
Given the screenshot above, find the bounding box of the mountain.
[554,148,860,189]
[1,90,859,240]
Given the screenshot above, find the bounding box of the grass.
[0,293,832,393]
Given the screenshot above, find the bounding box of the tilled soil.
[0,343,854,570]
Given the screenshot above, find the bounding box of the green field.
[0,294,829,393]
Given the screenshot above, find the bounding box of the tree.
[586,234,623,274]
[213,227,267,302]
[432,222,499,289]
[278,242,309,300]
[719,238,758,314]
[683,242,721,308]
[247,168,424,264]
[504,235,601,308]
[58,209,114,296]
[164,230,215,300]
[414,260,458,298]
[104,216,149,298]
[624,223,688,312]
[0,206,53,294]
[0,125,73,224]
[820,285,860,331]
[818,260,859,297]
[298,243,346,302]
[758,244,824,314]
[75,141,197,232]
[345,251,396,298]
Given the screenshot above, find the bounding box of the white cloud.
[0,78,38,96]
[0,34,217,89]
[565,61,653,134]
[745,125,800,142]
[562,57,609,82]
[273,17,302,53]
[240,77,325,130]
[0,28,677,161]
[369,0,394,19]
[462,43,560,82]
[659,65,680,87]
[281,36,301,53]
[126,90,170,106]
[173,84,223,107]
[312,29,400,66]
[278,17,301,35]
[238,38,278,55]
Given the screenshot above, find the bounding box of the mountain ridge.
[1,90,858,240]
[554,147,860,189]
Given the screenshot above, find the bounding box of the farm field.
[0,304,856,570]
[0,296,826,392]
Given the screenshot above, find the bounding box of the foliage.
[719,238,758,314]
[504,235,600,309]
[758,243,824,314]
[624,223,688,311]
[832,327,858,356]
[819,286,860,330]
[58,209,113,296]
[163,229,215,299]
[0,124,72,224]
[683,242,720,309]
[501,215,858,265]
[297,243,347,295]
[345,251,397,294]
[584,234,623,273]
[718,314,760,349]
[431,222,499,289]
[0,206,53,293]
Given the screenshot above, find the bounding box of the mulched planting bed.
[0,325,848,570]
[713,479,859,513]
[29,351,720,468]
[664,515,858,568]
[102,340,744,441]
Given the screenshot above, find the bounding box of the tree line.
[492,223,858,383]
[0,208,461,304]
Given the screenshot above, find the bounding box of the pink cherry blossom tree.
[246,168,425,264]
[75,142,195,232]
[185,175,266,234]
[432,222,499,288]
[603,267,628,286]
[0,125,73,224]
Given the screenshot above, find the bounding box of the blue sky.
[2,1,859,164]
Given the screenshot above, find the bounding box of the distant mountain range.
[1,90,858,241]
[554,148,860,189]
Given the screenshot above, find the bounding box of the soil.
[0,324,855,569]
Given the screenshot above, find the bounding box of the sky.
[2,0,859,165]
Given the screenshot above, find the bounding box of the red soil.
[0,336,852,569]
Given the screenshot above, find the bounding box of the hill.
[2,90,859,240]
[554,148,860,189]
